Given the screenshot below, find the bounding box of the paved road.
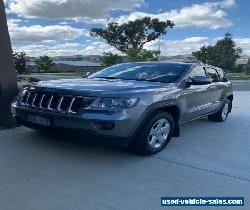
[232,80,250,91]
[0,91,249,210]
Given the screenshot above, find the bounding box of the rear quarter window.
[216,68,228,82]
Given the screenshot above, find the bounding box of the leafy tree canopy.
[101,52,123,67]
[127,49,160,62]
[91,17,174,54]
[192,33,242,71]
[13,51,27,75]
[35,56,54,72]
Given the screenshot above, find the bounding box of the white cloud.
[58,21,71,25]
[235,38,250,55]
[11,37,211,57]
[235,38,250,46]
[15,43,83,57]
[144,37,211,56]
[7,0,144,21]
[13,41,119,57]
[5,0,235,28]
[8,19,88,44]
[182,37,209,43]
[112,0,235,29]
[13,36,250,57]
[145,36,250,56]
[220,0,236,8]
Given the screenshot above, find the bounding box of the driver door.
[179,66,212,123]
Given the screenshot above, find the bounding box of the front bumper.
[11,102,142,139]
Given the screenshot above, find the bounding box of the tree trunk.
[0,1,18,127]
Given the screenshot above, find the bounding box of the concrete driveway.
[0,91,250,210]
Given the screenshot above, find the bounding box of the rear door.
[204,67,225,112]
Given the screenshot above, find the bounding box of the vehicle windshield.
[89,63,190,83]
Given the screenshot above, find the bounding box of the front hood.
[35,78,173,94]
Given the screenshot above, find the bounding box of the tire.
[128,111,174,155]
[208,99,231,122]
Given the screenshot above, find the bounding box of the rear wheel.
[128,111,174,155]
[208,99,231,122]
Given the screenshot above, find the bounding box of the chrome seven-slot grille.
[20,90,94,114]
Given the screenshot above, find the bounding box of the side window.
[188,67,206,77]
[205,68,219,82]
[216,68,228,82]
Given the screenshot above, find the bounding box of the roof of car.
[125,61,223,70]
[121,61,200,66]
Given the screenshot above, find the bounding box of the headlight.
[87,97,139,110]
[16,88,27,100]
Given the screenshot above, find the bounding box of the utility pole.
[0,1,18,127]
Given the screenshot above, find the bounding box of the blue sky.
[4,0,250,57]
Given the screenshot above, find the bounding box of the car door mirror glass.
[186,76,212,86]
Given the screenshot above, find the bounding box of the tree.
[127,49,160,62]
[91,17,174,57]
[35,56,53,72]
[214,33,242,70]
[101,52,123,67]
[246,59,250,75]
[13,51,27,74]
[192,46,216,64]
[192,33,242,71]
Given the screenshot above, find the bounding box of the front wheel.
[128,111,174,155]
[208,99,231,122]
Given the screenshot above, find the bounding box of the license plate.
[27,115,51,127]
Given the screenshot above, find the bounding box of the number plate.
[27,115,51,127]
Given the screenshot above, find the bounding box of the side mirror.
[186,76,212,86]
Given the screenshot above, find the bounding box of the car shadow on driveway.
[22,117,210,160]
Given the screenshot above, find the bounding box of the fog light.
[93,122,115,130]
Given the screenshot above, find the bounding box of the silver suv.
[12,62,233,154]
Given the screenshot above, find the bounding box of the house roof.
[53,60,101,67]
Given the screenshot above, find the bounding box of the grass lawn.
[227,72,250,80]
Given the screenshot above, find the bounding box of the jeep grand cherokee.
[11,62,233,154]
